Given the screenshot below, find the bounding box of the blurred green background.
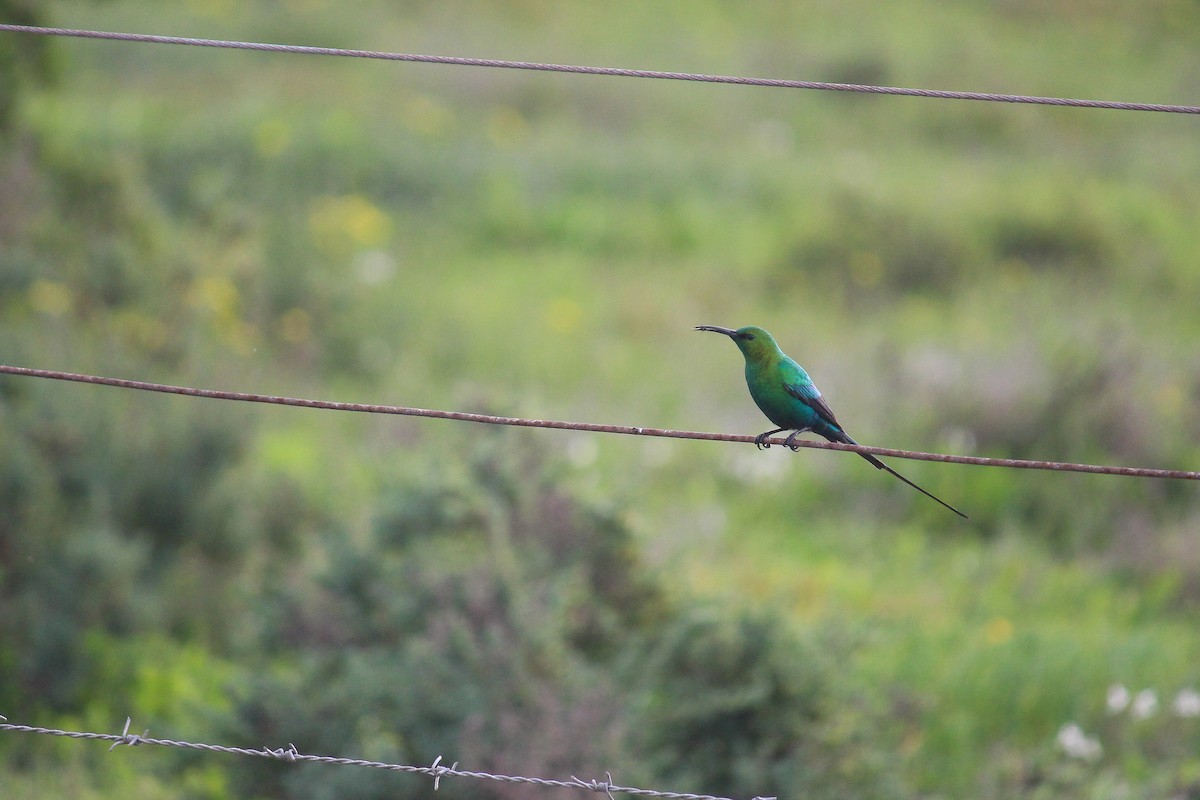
[3,1,1200,798]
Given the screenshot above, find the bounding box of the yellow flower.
[487,106,530,149]
[544,297,582,334]
[309,194,391,254]
[254,118,291,158]
[28,280,72,316]
[279,308,312,344]
[983,616,1013,645]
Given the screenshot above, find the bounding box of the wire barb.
[1,23,1198,114]
[107,717,150,752]
[264,743,301,762]
[572,771,617,800]
[430,755,458,790]
[1,363,1197,480]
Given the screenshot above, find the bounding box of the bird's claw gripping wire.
[754,428,787,450]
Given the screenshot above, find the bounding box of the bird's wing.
[782,377,842,431]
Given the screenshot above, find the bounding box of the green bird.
[696,324,967,519]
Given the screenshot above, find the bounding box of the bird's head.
[694,324,781,361]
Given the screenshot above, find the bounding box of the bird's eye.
[742,333,755,340]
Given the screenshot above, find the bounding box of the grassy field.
[4,1,1200,797]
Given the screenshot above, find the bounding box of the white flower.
[1131,689,1159,720]
[1173,688,1200,718]
[564,435,599,467]
[727,448,790,484]
[1057,723,1102,761]
[1106,684,1130,714]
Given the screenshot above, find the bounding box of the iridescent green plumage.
[697,324,966,518]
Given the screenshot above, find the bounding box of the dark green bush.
[224,432,898,799]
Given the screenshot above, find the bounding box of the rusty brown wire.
[2,364,1197,481]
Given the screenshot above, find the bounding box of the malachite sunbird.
[696,324,967,519]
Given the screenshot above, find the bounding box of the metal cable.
[1,24,1198,114]
[2,364,1196,480]
[0,718,773,800]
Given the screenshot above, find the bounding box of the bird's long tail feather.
[867,455,968,519]
[838,433,968,519]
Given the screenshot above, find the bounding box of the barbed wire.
[1,23,1198,114]
[0,717,774,800]
[1,363,1197,480]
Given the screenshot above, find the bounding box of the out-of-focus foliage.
[223,434,895,799]
[3,1,1200,798]
[0,1,59,140]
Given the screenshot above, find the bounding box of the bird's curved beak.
[695,325,739,338]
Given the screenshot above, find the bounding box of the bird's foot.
[783,432,801,451]
[754,432,772,450]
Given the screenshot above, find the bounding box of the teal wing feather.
[782,366,890,469]
[782,374,887,469]
[779,358,842,432]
